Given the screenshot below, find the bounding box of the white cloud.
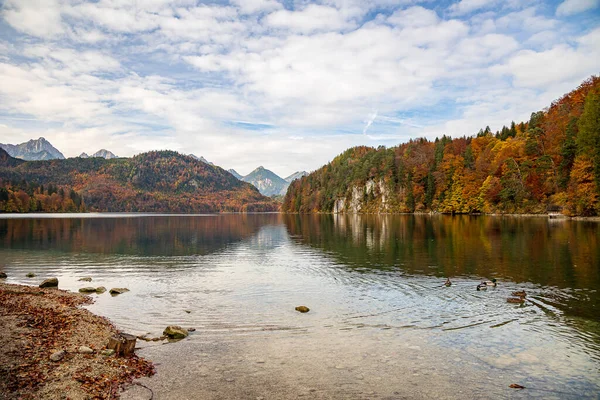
[556,0,599,16]
[2,0,64,38]
[490,30,600,88]
[448,0,498,16]
[0,0,598,175]
[264,5,356,34]
[230,0,282,14]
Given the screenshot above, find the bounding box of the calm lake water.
[1,213,599,399]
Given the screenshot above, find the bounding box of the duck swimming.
[476,278,497,291]
[483,278,497,287]
[444,278,452,287]
[507,296,525,304]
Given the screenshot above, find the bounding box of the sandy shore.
[0,282,154,400]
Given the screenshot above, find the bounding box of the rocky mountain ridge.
[0,137,65,161]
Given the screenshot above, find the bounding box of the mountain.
[283,76,600,217]
[0,148,25,168]
[284,171,308,183]
[92,149,118,159]
[0,137,65,161]
[228,169,242,180]
[0,150,279,213]
[242,166,289,197]
[189,154,213,165]
[79,152,89,158]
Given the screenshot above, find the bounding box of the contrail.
[363,110,378,134]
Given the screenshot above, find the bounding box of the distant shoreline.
[0,211,599,221]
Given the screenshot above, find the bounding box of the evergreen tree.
[577,90,600,193]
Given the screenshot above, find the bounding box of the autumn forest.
[284,76,600,216]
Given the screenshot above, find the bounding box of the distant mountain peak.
[79,152,89,158]
[284,171,308,183]
[0,137,65,161]
[242,166,290,197]
[189,154,214,165]
[92,149,118,159]
[228,169,242,180]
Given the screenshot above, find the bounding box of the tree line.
[284,76,600,216]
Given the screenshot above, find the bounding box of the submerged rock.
[39,278,59,288]
[78,346,94,354]
[26,272,36,278]
[109,288,130,295]
[187,327,196,332]
[96,286,106,294]
[0,272,6,279]
[295,306,310,313]
[50,350,66,362]
[78,277,92,282]
[79,287,97,293]
[163,325,188,339]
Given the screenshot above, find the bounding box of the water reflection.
[1,213,598,397]
[284,214,600,320]
[0,213,282,256]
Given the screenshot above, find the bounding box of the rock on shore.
[39,278,58,288]
[0,282,154,399]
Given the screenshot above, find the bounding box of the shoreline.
[0,211,599,221]
[0,282,154,400]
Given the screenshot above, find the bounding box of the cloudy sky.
[0,0,598,176]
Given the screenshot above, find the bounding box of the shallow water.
[1,213,599,398]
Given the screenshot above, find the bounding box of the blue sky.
[0,0,598,176]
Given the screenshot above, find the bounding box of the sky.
[0,0,599,177]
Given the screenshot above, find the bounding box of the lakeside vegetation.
[284,76,600,216]
[0,150,278,213]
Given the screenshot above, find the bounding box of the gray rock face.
[92,149,118,159]
[228,169,242,179]
[50,350,66,362]
[109,288,129,295]
[163,325,189,339]
[284,171,308,183]
[0,137,65,160]
[242,166,289,196]
[39,277,59,288]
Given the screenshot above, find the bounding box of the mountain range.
[0,149,278,213]
[0,137,65,161]
[79,149,119,159]
[0,138,308,197]
[238,167,308,197]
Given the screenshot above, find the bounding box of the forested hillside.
[0,150,278,213]
[284,76,600,216]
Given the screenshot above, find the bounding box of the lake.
[1,213,599,399]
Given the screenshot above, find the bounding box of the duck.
[483,278,498,287]
[444,278,452,287]
[476,278,497,291]
[507,296,525,304]
[511,290,527,298]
